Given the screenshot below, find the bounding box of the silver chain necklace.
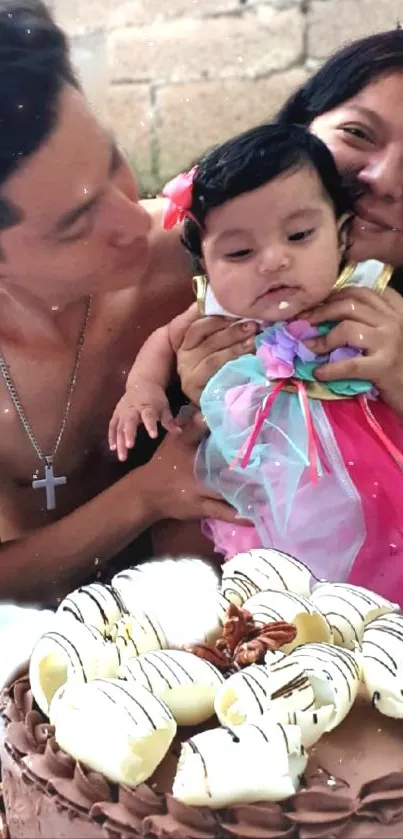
[0,296,92,511]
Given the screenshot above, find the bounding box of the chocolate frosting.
[2,676,403,839]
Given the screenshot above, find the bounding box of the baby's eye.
[288,228,315,242]
[225,248,254,259]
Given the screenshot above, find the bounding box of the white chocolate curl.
[214,658,316,727]
[50,678,177,787]
[109,612,167,660]
[310,582,398,649]
[112,558,227,647]
[362,613,403,718]
[243,590,332,652]
[172,718,307,807]
[120,650,225,725]
[287,642,362,730]
[57,583,125,635]
[29,619,120,716]
[221,549,313,607]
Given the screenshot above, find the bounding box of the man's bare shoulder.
[141,197,194,294]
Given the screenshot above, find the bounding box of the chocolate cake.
[2,555,403,839]
[2,675,403,839]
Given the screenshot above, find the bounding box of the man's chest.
[0,290,165,490]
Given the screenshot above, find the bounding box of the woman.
[177,29,403,421]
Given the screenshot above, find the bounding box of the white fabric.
[203,260,386,317]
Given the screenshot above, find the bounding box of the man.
[0,0,251,606]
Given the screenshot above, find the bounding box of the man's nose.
[107,190,152,248]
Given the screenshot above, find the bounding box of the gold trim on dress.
[192,274,208,316]
[281,380,346,400]
[373,264,394,295]
[333,262,357,291]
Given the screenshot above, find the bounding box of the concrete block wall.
[50,0,403,193]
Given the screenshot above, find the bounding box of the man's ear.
[337,213,354,258]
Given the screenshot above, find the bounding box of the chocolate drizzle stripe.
[94,684,142,728]
[77,589,109,627]
[193,657,223,682]
[326,585,380,608]
[271,675,312,701]
[187,740,212,798]
[137,613,165,650]
[118,630,140,657]
[222,582,253,601]
[251,555,288,589]
[242,671,267,715]
[157,652,199,683]
[43,632,88,682]
[106,585,126,613]
[319,597,365,624]
[277,723,290,753]
[222,725,240,743]
[231,572,260,592]
[59,604,83,622]
[296,645,360,679]
[96,680,168,730]
[141,655,182,688]
[367,624,403,643]
[127,658,153,692]
[329,613,360,643]
[363,639,397,672]
[248,722,270,743]
[253,606,283,622]
[363,654,396,678]
[277,592,311,609]
[308,661,353,702]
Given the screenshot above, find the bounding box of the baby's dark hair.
[182,122,352,260]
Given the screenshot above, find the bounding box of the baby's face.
[201,165,346,321]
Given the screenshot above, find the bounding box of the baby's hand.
[108,382,179,462]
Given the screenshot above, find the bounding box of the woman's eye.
[340,125,373,143]
[288,228,315,242]
[225,248,253,259]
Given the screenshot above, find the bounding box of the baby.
[109,123,402,600]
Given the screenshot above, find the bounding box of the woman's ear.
[337,213,354,258]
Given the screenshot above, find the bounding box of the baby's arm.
[109,304,198,461]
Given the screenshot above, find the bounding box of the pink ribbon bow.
[162,166,198,230]
[231,379,320,484]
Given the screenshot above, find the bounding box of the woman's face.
[310,72,403,266]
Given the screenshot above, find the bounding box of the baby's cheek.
[212,276,255,317]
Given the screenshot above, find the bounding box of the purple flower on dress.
[257,320,318,379]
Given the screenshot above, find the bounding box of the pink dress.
[196,319,403,603]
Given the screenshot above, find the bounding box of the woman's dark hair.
[0,1,79,189]
[277,29,403,127]
[277,29,403,295]
[182,122,352,260]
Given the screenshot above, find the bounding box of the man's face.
[0,85,151,305]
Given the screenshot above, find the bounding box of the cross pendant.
[32,458,67,511]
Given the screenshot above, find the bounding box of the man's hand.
[177,317,258,404]
[140,412,251,525]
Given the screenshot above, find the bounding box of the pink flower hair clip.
[162,165,199,230]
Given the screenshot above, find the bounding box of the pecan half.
[186,605,296,673]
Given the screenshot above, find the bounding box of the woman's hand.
[302,286,403,417]
[177,316,258,404]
